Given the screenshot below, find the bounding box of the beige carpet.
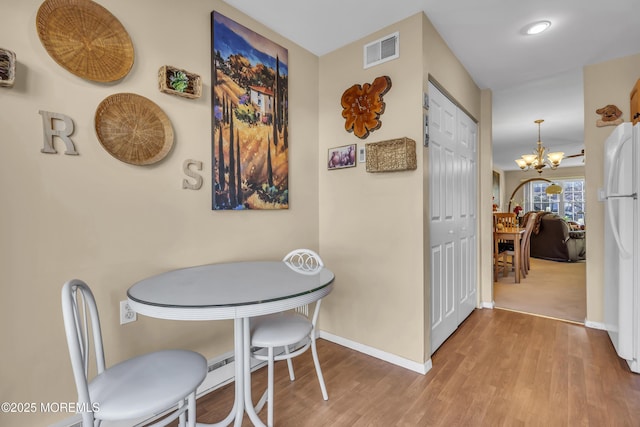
[493,257,586,323]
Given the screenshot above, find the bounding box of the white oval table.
[127,261,335,427]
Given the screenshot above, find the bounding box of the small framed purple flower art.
[211,11,289,210]
[328,144,356,170]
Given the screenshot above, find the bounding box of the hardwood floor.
[193,309,640,426]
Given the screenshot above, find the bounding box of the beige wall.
[318,13,481,363]
[480,90,495,305]
[0,1,319,426]
[584,53,640,323]
[318,13,426,364]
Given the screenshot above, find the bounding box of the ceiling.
[223,0,640,171]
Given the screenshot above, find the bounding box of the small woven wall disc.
[36,0,134,82]
[95,93,174,166]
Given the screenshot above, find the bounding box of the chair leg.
[268,347,274,427]
[494,253,506,280]
[173,395,193,427]
[82,412,94,427]
[501,254,507,275]
[187,392,196,427]
[178,398,186,427]
[284,345,295,381]
[310,336,328,400]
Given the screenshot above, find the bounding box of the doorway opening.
[493,257,585,323]
[492,174,587,324]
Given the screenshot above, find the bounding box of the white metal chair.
[250,249,329,426]
[61,279,207,427]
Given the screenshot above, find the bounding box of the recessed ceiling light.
[525,20,551,35]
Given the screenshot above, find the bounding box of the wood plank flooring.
[192,309,640,426]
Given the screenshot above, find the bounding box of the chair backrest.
[520,212,538,265]
[521,212,538,252]
[283,249,324,324]
[283,248,324,273]
[61,279,105,424]
[493,212,518,228]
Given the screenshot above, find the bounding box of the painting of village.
[211,11,289,210]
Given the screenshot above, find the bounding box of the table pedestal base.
[197,318,266,427]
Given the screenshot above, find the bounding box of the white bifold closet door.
[428,82,478,354]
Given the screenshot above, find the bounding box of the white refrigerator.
[603,121,640,373]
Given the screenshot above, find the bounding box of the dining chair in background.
[494,245,507,279]
[250,249,329,426]
[521,212,538,273]
[493,212,518,229]
[504,212,538,279]
[61,279,207,427]
[493,212,517,278]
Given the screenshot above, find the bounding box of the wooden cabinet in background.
[631,79,640,125]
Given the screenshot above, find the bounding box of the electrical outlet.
[120,300,137,324]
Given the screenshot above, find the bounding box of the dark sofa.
[529,212,586,262]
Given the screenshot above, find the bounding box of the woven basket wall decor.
[36,0,134,82]
[365,137,417,172]
[94,93,174,166]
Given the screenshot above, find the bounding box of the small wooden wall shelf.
[158,65,202,99]
[365,137,417,172]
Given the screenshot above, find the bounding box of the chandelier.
[515,119,564,174]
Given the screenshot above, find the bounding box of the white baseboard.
[319,330,432,375]
[585,320,606,330]
[481,301,495,309]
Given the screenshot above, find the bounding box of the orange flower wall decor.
[341,76,392,139]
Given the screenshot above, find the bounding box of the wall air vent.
[364,32,399,69]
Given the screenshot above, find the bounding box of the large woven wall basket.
[36,0,134,82]
[94,93,174,166]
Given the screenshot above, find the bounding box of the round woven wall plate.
[95,93,174,166]
[36,0,134,82]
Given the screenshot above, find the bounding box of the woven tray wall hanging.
[36,0,134,82]
[95,93,174,166]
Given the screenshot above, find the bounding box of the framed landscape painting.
[211,11,289,210]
